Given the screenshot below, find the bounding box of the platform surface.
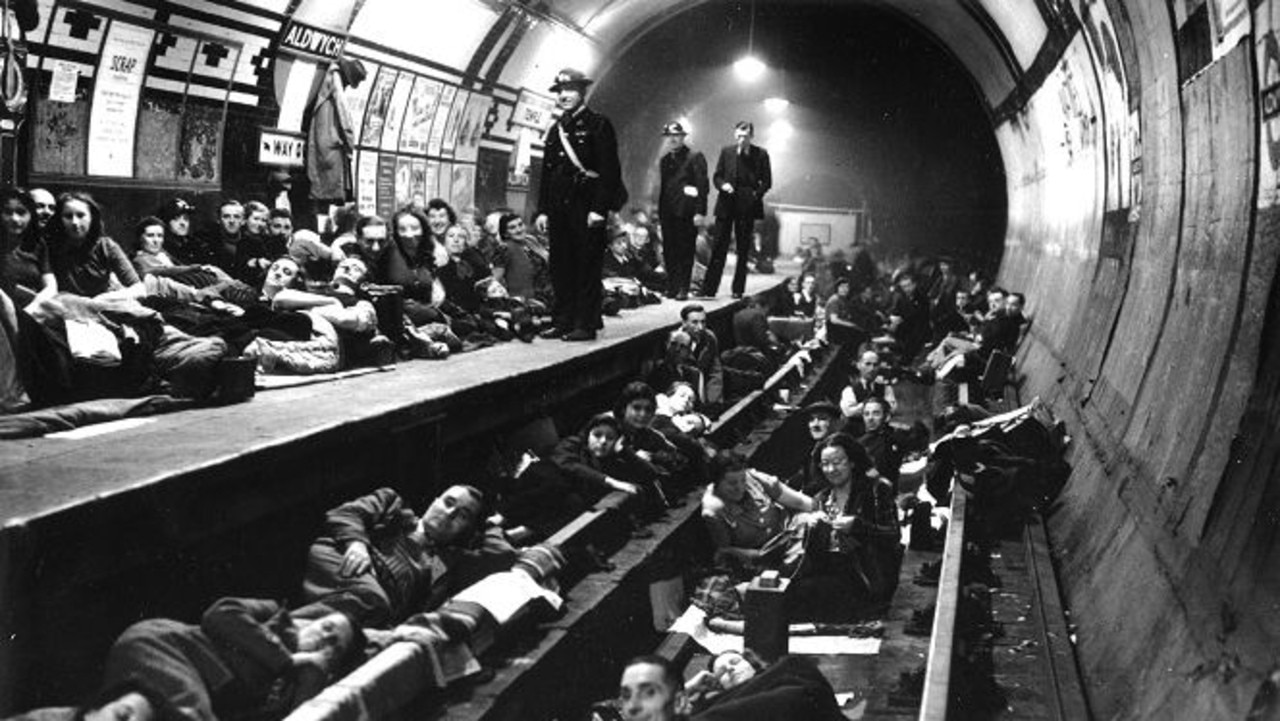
[0,266,789,529]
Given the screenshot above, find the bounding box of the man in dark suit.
[658,121,708,301]
[705,121,771,299]
[535,68,626,341]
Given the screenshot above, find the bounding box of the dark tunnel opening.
[592,1,1007,273]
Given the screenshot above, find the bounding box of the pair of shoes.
[562,328,597,342]
[731,292,743,300]
[539,326,570,339]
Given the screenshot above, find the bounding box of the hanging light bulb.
[734,55,767,82]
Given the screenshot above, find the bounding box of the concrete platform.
[0,266,790,712]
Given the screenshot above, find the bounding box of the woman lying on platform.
[70,597,365,721]
[496,413,658,539]
[701,451,815,577]
[788,433,903,622]
[686,652,845,720]
[302,485,516,628]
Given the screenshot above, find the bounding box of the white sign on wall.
[87,22,153,177]
[259,129,306,166]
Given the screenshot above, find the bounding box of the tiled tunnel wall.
[996,2,1280,718]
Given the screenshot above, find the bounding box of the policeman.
[657,121,708,301]
[536,68,626,342]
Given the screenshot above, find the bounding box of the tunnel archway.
[590,1,1007,272]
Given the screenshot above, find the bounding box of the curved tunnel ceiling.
[520,0,1038,116]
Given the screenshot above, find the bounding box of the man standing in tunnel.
[705,121,771,299]
[536,68,626,342]
[658,121,708,301]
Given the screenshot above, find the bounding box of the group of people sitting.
[776,246,1029,386]
[0,190,698,416]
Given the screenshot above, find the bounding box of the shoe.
[539,326,570,339]
[562,329,597,342]
[675,292,689,301]
[731,293,743,300]
[366,334,397,366]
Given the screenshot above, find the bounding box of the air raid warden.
[536,68,627,342]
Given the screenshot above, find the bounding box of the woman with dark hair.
[789,433,902,621]
[301,485,516,627]
[46,191,144,298]
[685,651,845,720]
[496,413,648,540]
[376,206,447,325]
[701,451,814,575]
[130,216,237,291]
[613,380,685,478]
[80,597,365,721]
[684,648,768,712]
[0,187,56,308]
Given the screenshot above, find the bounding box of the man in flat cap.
[658,121,708,301]
[705,121,771,299]
[535,68,626,342]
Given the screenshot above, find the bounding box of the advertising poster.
[425,160,440,202]
[344,59,378,144]
[427,84,458,156]
[376,153,397,218]
[87,22,154,176]
[380,71,415,151]
[359,67,397,147]
[400,76,443,155]
[453,92,491,163]
[357,150,379,215]
[395,155,414,210]
[441,89,470,155]
[410,158,428,208]
[450,163,475,212]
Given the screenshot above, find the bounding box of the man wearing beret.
[705,121,771,300]
[535,68,626,342]
[658,121,708,301]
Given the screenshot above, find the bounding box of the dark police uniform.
[537,102,625,336]
[658,125,708,300]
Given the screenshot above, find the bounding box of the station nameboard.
[279,19,346,61]
[259,128,305,166]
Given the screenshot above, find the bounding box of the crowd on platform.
[2,208,1043,719]
[0,183,782,420]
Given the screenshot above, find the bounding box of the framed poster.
[379,72,415,152]
[375,153,397,218]
[394,155,413,209]
[450,163,475,212]
[427,84,457,156]
[87,21,153,176]
[359,67,397,147]
[357,150,378,215]
[400,76,442,154]
[453,92,491,163]
[440,89,469,154]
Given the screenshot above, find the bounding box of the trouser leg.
[703,218,733,296]
[731,216,754,296]
[661,217,695,297]
[547,210,576,330]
